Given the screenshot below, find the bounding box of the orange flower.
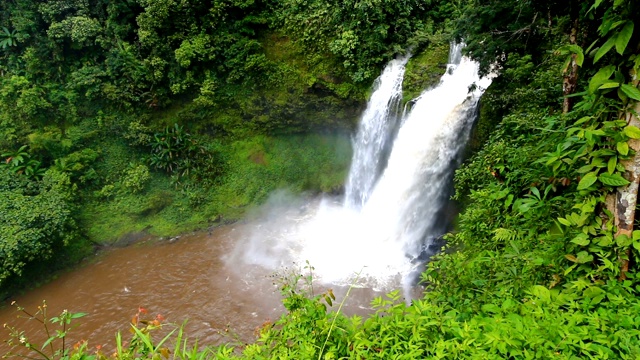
[138,306,148,314]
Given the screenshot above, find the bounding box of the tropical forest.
[1,0,640,358]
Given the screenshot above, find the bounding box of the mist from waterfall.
[231,44,492,292]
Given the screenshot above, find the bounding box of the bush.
[0,168,79,288]
[122,164,151,193]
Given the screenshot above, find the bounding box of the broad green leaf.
[609,20,627,32]
[70,312,88,319]
[557,217,572,226]
[531,187,541,199]
[617,141,629,155]
[623,125,640,139]
[588,0,603,13]
[577,164,594,173]
[574,116,592,125]
[589,66,615,93]
[598,235,613,247]
[576,51,584,67]
[594,36,616,63]
[576,251,594,264]
[607,156,617,174]
[599,173,630,187]
[616,234,632,247]
[505,194,514,207]
[558,218,572,226]
[598,81,620,89]
[530,285,551,303]
[572,233,590,246]
[577,172,598,190]
[481,304,500,314]
[618,87,628,101]
[615,22,634,54]
[620,84,640,101]
[633,230,640,241]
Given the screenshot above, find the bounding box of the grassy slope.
[80,134,352,243]
[77,39,449,245]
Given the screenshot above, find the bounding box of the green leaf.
[617,141,629,155]
[41,336,55,351]
[572,233,590,246]
[620,84,640,101]
[576,51,584,67]
[531,186,541,199]
[589,66,615,93]
[589,0,603,12]
[564,264,577,276]
[558,217,572,226]
[481,304,500,314]
[505,194,514,207]
[574,116,592,125]
[623,125,640,139]
[616,234,632,247]
[607,156,617,174]
[615,22,634,54]
[618,87,629,102]
[577,172,598,190]
[577,164,594,173]
[598,81,620,89]
[594,36,616,63]
[70,312,88,319]
[530,285,551,303]
[599,173,630,187]
[576,251,594,264]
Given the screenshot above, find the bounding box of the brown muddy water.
[0,225,386,356]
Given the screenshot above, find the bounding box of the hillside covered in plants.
[0,0,451,294]
[3,0,640,358]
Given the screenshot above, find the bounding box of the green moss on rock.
[402,41,450,103]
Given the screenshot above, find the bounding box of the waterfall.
[234,44,492,292]
[357,44,491,262]
[344,55,409,209]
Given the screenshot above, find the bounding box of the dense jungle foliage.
[3,0,640,358]
[0,0,448,294]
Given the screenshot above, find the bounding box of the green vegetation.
[0,0,441,292]
[3,0,640,358]
[402,39,450,103]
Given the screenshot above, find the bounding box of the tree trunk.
[562,18,579,114]
[607,85,640,280]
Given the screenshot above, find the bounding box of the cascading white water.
[344,55,409,209]
[231,44,492,293]
[357,43,491,261]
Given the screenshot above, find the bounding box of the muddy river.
[0,224,385,356]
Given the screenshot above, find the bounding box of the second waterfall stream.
[231,44,493,295]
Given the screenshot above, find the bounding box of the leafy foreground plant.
[3,301,87,360]
[4,271,640,359]
[2,302,231,360]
